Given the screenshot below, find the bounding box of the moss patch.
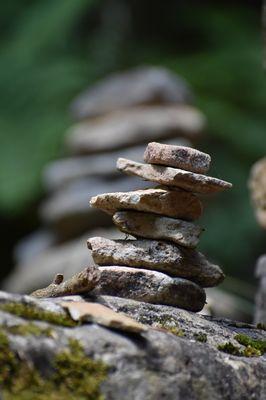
[0,302,77,327]
[218,333,266,357]
[256,323,266,331]
[151,315,185,337]
[0,330,108,400]
[193,332,207,343]
[4,323,54,337]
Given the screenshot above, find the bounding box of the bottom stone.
[92,266,206,312]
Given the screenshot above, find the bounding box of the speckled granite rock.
[144,142,211,174]
[90,187,202,221]
[0,292,265,400]
[87,237,224,287]
[113,211,202,248]
[117,158,232,194]
[92,266,206,311]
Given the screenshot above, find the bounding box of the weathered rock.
[90,187,202,221]
[66,106,205,155]
[254,255,266,324]
[40,176,150,240]
[44,139,191,192]
[113,211,202,248]
[92,266,206,311]
[249,157,266,229]
[0,292,265,400]
[70,66,193,119]
[144,142,211,174]
[87,237,224,287]
[117,158,232,194]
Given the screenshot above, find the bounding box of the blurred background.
[0,0,265,322]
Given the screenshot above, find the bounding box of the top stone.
[144,142,211,174]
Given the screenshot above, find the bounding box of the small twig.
[31,266,100,298]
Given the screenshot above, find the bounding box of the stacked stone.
[88,142,232,312]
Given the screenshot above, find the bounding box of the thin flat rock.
[117,158,232,194]
[144,142,211,174]
[113,211,202,248]
[90,187,202,221]
[87,237,224,287]
[92,266,206,312]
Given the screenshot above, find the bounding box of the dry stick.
[31,266,100,298]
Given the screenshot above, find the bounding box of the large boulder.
[0,291,265,400]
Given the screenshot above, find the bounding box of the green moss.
[4,323,54,337]
[218,334,266,357]
[0,330,108,400]
[167,327,185,337]
[193,332,207,343]
[0,302,77,327]
[235,334,266,354]
[151,315,185,337]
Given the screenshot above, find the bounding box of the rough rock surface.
[70,66,193,119]
[0,292,265,400]
[117,158,232,194]
[93,266,206,311]
[87,237,224,287]
[66,106,205,155]
[144,142,211,173]
[249,157,266,229]
[90,187,203,221]
[113,211,202,248]
[254,255,266,324]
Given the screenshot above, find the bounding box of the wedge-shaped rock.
[144,142,211,174]
[113,211,202,248]
[92,266,206,312]
[90,188,202,221]
[87,237,224,287]
[117,158,232,194]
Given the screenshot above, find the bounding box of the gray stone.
[117,158,232,194]
[87,237,224,287]
[43,139,191,192]
[249,157,266,229]
[93,266,206,312]
[90,187,202,221]
[144,142,211,173]
[113,211,203,248]
[70,66,193,119]
[66,106,205,155]
[254,255,266,324]
[39,176,151,240]
[0,292,265,400]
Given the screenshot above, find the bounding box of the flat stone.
[43,139,191,191]
[113,211,203,248]
[90,187,202,221]
[144,142,211,174]
[117,158,232,194]
[70,66,193,119]
[92,266,206,312]
[66,106,205,155]
[87,237,224,287]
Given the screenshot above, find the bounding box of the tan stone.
[90,188,202,221]
[92,266,206,312]
[87,237,224,287]
[113,211,202,248]
[144,142,211,174]
[117,158,232,194]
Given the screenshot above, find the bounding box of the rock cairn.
[88,142,232,312]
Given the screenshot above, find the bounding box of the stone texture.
[93,266,206,312]
[66,106,205,155]
[117,158,232,194]
[113,211,202,248]
[87,237,224,287]
[90,187,202,221]
[0,292,265,400]
[249,157,266,229]
[254,255,266,324]
[144,142,211,173]
[39,176,150,240]
[70,66,193,119]
[44,139,191,192]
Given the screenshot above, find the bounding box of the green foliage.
[218,333,266,357]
